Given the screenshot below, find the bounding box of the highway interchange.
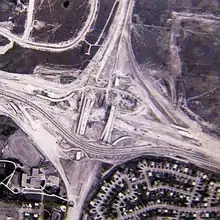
[0,0,220,219]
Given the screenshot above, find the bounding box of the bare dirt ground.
[3,129,42,166]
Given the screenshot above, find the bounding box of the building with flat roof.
[32,168,40,177]
[21,173,28,188]
[30,177,41,189]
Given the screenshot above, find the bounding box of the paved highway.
[0,0,217,168]
[0,1,220,216]
[0,88,220,172]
